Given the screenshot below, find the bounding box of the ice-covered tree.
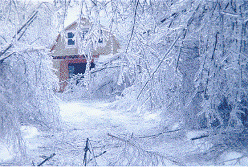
[0,0,62,162]
[69,0,248,163]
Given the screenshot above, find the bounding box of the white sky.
[64,4,81,27]
[64,1,111,28]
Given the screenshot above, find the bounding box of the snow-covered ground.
[1,99,248,166]
[59,100,161,136]
[19,99,163,166]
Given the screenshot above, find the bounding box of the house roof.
[64,17,92,31]
[50,17,120,57]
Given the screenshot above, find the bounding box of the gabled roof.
[64,17,92,31]
[50,17,120,57]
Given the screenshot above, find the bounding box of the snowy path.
[56,99,163,166]
[59,100,161,138]
[56,100,248,166]
[15,100,224,165]
[20,99,162,166]
[5,99,247,166]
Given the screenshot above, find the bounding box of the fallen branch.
[83,138,90,166]
[91,65,121,74]
[137,129,181,139]
[218,154,247,165]
[191,134,209,141]
[107,133,184,166]
[89,151,107,162]
[37,153,56,166]
[96,80,113,91]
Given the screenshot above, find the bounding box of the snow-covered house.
[50,18,120,92]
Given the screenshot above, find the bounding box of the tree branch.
[107,133,185,166]
[0,10,38,62]
[37,153,56,166]
[137,129,181,139]
[125,0,139,53]
[137,28,186,99]
[91,65,121,74]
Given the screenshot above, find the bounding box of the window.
[68,32,74,38]
[98,29,103,43]
[98,38,103,43]
[67,32,75,46]
[82,30,88,39]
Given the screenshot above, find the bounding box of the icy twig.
[89,151,107,162]
[221,11,239,17]
[37,153,56,166]
[137,28,186,99]
[125,0,139,53]
[91,65,121,74]
[218,154,247,165]
[136,129,181,139]
[107,133,185,166]
[0,11,38,62]
[83,138,90,166]
[191,134,209,141]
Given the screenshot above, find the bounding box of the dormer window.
[82,30,88,39]
[67,32,75,46]
[98,38,103,43]
[98,29,103,43]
